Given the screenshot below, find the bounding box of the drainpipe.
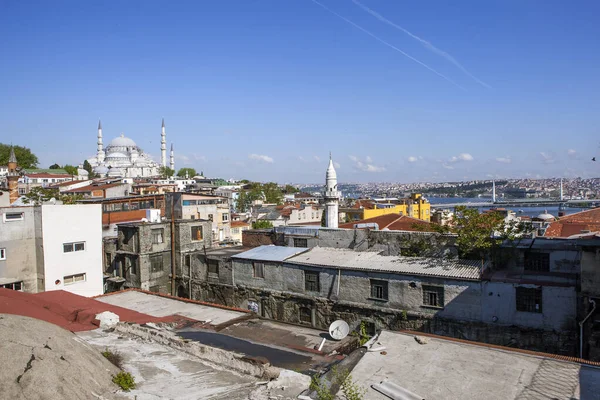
[170,199,176,296]
[579,299,597,359]
[336,268,341,297]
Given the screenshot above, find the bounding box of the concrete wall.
[481,282,577,331]
[581,248,600,297]
[0,207,42,292]
[41,204,104,297]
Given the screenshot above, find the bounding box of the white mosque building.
[86,119,175,178]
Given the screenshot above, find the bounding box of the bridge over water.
[430,199,598,209]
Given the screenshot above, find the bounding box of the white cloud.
[334,162,341,169]
[366,155,373,163]
[407,156,418,163]
[248,154,274,163]
[442,164,454,170]
[567,149,576,155]
[448,153,473,163]
[349,155,386,172]
[314,155,321,162]
[496,156,511,164]
[297,156,306,162]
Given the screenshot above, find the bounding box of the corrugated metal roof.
[232,245,310,262]
[287,247,483,280]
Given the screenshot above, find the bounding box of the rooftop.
[339,213,433,232]
[287,247,483,280]
[545,207,600,238]
[351,330,600,400]
[233,245,310,262]
[95,290,247,325]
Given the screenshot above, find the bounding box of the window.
[222,213,229,222]
[63,242,85,253]
[128,257,137,275]
[184,254,191,268]
[4,212,23,222]
[516,287,542,313]
[299,307,312,325]
[64,273,86,285]
[370,279,388,301]
[305,271,320,292]
[1,281,23,291]
[150,254,163,273]
[152,228,164,244]
[422,285,444,307]
[232,228,240,234]
[294,238,308,248]
[191,226,203,241]
[0,248,5,260]
[253,262,264,278]
[524,252,550,272]
[105,252,112,268]
[208,260,219,275]
[208,214,214,221]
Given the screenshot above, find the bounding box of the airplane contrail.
[310,0,466,91]
[352,0,491,89]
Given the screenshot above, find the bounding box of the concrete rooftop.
[96,290,247,325]
[351,331,600,400]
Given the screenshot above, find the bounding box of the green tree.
[159,166,175,178]
[0,144,39,168]
[284,184,299,194]
[22,187,83,205]
[415,206,532,259]
[239,179,250,184]
[262,182,283,204]
[252,220,274,229]
[63,164,78,176]
[177,167,197,178]
[49,163,61,169]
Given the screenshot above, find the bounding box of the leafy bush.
[112,371,136,392]
[102,349,123,369]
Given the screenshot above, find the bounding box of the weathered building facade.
[106,218,213,295]
[189,233,600,358]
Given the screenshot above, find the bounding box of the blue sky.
[1,0,599,183]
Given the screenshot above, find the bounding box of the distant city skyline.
[1,1,599,183]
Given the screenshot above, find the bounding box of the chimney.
[7,146,19,204]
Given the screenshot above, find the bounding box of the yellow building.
[342,194,430,222]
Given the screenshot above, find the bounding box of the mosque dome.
[109,134,137,148]
[535,210,556,221]
[105,152,128,159]
[108,167,124,177]
[93,165,109,175]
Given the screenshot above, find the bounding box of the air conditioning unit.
[146,209,161,223]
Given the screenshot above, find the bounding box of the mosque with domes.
[86,119,175,178]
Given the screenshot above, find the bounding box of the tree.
[63,164,78,176]
[284,184,299,194]
[414,206,532,260]
[22,187,83,205]
[0,144,39,168]
[49,163,61,169]
[252,220,274,229]
[262,182,283,205]
[159,166,175,178]
[177,167,197,178]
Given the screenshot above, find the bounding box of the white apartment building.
[0,204,103,297]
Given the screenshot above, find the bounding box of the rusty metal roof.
[232,245,310,262]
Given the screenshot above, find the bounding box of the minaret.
[161,118,167,167]
[7,146,19,204]
[97,120,105,163]
[170,143,175,171]
[560,178,564,201]
[323,153,339,228]
[492,180,496,203]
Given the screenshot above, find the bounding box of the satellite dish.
[328,320,350,340]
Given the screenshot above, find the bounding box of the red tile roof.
[0,289,166,332]
[339,214,434,231]
[544,208,600,238]
[64,182,125,193]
